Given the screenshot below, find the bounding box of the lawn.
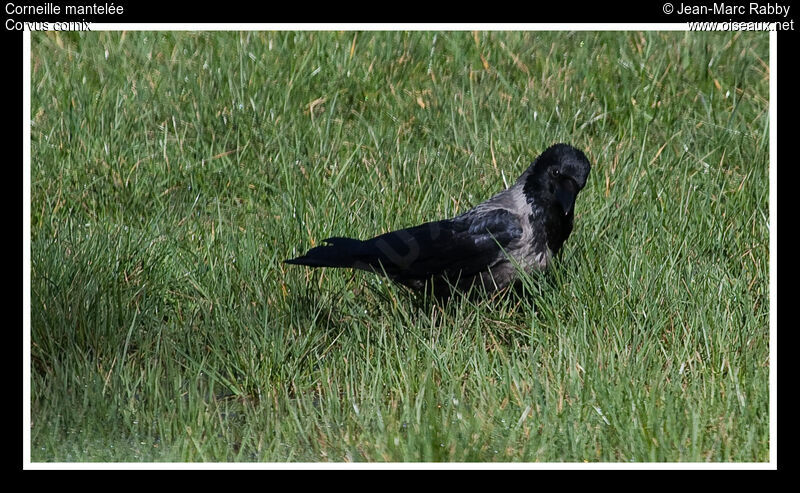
[29,30,770,462]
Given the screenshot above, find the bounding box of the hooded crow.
[285,143,591,294]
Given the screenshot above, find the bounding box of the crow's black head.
[521,143,592,216]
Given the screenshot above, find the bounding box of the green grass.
[29,30,770,462]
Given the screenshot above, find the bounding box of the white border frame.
[22,24,777,470]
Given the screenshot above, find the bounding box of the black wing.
[354,208,523,287]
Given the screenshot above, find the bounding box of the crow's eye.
[552,168,560,177]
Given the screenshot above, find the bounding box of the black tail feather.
[284,237,364,268]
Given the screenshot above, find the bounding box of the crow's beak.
[555,178,578,216]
